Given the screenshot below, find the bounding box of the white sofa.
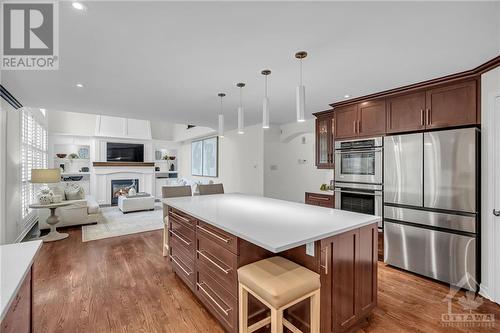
[38,194,100,229]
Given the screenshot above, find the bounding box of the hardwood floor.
[33,227,499,333]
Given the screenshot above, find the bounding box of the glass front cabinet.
[315,112,335,169]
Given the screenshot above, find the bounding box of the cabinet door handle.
[171,212,190,224]
[197,225,230,243]
[420,109,424,126]
[358,120,361,133]
[197,250,231,274]
[494,209,500,217]
[320,246,329,275]
[426,109,431,125]
[308,195,331,201]
[197,282,231,316]
[169,230,192,246]
[353,121,356,134]
[170,255,193,276]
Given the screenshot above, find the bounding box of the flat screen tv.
[106,142,144,162]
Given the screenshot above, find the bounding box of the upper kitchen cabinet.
[386,92,426,133]
[425,80,477,129]
[334,104,359,139]
[358,100,386,137]
[334,101,385,139]
[315,112,335,168]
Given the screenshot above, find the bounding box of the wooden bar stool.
[237,256,321,333]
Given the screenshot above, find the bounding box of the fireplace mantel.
[93,162,155,167]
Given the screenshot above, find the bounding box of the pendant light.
[217,93,225,138]
[261,69,271,129]
[236,82,245,134]
[295,51,307,122]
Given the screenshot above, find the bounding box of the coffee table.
[29,202,71,242]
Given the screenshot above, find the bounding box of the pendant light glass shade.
[236,83,245,134]
[295,51,307,123]
[296,85,305,122]
[218,114,224,138]
[261,69,271,129]
[238,106,244,134]
[262,97,270,129]
[217,92,225,138]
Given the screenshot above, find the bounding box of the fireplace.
[111,179,139,205]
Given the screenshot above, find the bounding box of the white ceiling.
[2,1,499,130]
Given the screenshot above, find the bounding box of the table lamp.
[31,168,61,204]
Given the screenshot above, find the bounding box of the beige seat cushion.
[237,256,320,308]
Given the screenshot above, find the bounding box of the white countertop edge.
[1,240,43,321]
[165,202,379,253]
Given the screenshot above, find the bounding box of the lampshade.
[31,168,61,183]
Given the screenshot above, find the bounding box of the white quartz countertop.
[163,193,380,253]
[1,240,42,321]
[306,190,334,196]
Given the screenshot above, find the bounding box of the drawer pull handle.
[320,246,329,275]
[170,255,193,276]
[308,195,330,201]
[197,225,230,244]
[169,230,192,246]
[197,282,231,316]
[197,250,231,274]
[171,212,190,223]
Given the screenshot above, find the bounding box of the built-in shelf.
[54,158,90,162]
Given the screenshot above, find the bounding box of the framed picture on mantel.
[192,137,218,177]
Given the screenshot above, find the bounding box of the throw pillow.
[65,183,85,200]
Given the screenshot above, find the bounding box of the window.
[191,137,218,177]
[21,109,48,225]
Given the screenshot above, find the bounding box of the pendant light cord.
[265,75,268,98]
[239,86,243,107]
[219,96,223,115]
[299,59,303,86]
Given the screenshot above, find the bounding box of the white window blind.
[21,109,48,225]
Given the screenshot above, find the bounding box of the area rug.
[82,204,163,242]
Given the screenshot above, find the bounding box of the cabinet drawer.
[196,262,237,332]
[1,269,31,333]
[196,234,238,296]
[305,192,334,208]
[196,221,238,254]
[170,218,195,253]
[170,239,195,289]
[169,208,195,230]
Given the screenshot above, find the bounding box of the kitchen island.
[163,193,380,333]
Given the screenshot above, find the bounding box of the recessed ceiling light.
[72,2,85,10]
[76,83,84,88]
[344,94,350,98]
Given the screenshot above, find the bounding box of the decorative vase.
[38,194,53,205]
[128,187,137,196]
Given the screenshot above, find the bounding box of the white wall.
[48,110,96,136]
[264,120,332,203]
[480,65,500,303]
[2,101,22,244]
[0,100,8,244]
[178,124,264,195]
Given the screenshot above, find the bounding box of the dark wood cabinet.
[425,80,477,129]
[334,101,385,140]
[334,104,358,139]
[386,92,426,133]
[305,192,334,208]
[320,223,378,333]
[358,100,386,137]
[315,113,335,169]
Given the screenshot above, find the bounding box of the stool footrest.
[283,318,302,333]
[248,317,271,333]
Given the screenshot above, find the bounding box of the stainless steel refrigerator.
[383,127,479,291]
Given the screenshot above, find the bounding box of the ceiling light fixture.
[261,69,271,129]
[344,94,350,99]
[76,83,83,88]
[218,93,225,138]
[236,82,245,134]
[72,2,85,10]
[295,51,307,123]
